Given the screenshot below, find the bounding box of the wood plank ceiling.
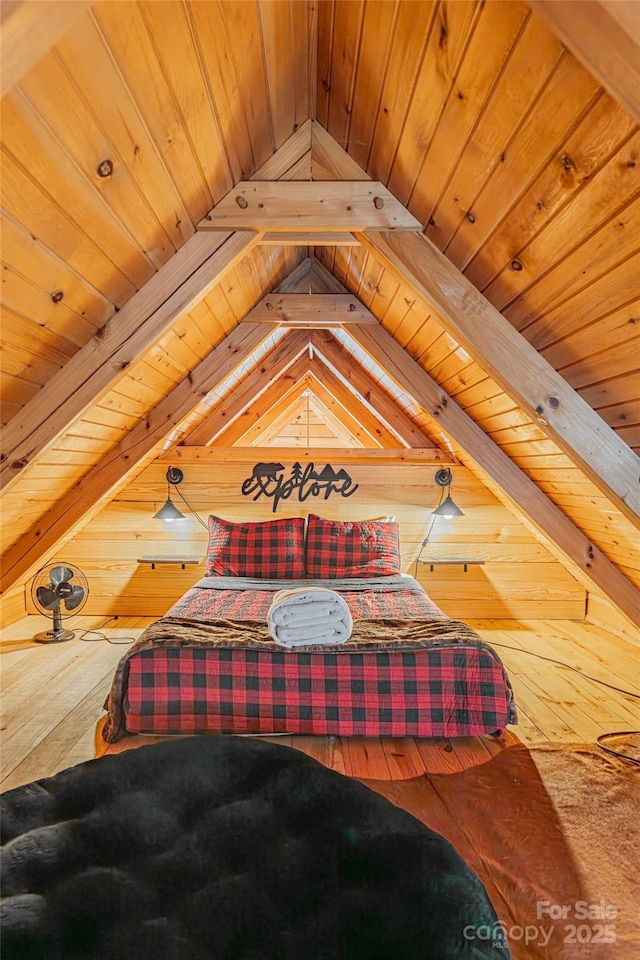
[0,0,638,624]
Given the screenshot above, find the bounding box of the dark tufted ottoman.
[1,737,509,959]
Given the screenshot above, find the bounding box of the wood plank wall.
[34,450,586,620]
[0,583,26,626]
[586,592,640,645]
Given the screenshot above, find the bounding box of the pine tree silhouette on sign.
[241,462,359,512]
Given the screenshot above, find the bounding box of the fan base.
[33,629,75,644]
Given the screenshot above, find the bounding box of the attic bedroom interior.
[1,0,639,957]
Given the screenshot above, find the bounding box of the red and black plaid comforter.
[169,579,444,620]
[105,577,516,740]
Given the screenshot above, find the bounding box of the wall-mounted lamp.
[153,466,186,522]
[431,468,464,519]
[414,468,464,571]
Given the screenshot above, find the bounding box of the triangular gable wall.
[250,388,361,448]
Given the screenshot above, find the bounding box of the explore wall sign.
[241,462,359,513]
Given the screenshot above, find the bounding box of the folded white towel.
[274,620,352,646]
[271,601,343,626]
[268,588,353,648]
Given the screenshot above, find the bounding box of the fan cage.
[31,563,89,644]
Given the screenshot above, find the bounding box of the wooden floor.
[2,614,639,792]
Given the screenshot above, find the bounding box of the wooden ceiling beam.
[198,182,421,232]
[527,1,640,123]
[313,129,640,526]
[169,447,453,465]
[279,258,351,295]
[1,0,94,97]
[348,322,640,626]
[240,375,316,448]
[311,332,436,449]
[0,323,275,594]
[359,230,640,528]
[302,263,439,450]
[268,256,339,295]
[215,356,312,447]
[252,381,364,449]
[250,120,312,179]
[0,121,313,495]
[311,125,640,622]
[232,367,379,450]
[305,375,385,448]
[307,363,405,449]
[182,332,310,446]
[261,232,358,246]
[245,293,378,325]
[302,390,365,448]
[182,252,411,443]
[0,232,257,493]
[186,327,415,450]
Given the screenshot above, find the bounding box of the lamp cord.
[414,488,444,577]
[175,486,208,529]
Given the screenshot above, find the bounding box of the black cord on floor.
[596,731,640,766]
[489,642,640,764]
[77,616,136,644]
[488,640,640,699]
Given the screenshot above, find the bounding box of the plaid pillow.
[206,516,306,578]
[305,515,401,578]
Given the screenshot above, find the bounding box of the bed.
[103,515,516,742]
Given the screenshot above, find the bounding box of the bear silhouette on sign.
[251,462,284,480]
[242,462,359,512]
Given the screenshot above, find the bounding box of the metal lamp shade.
[432,494,465,519]
[153,496,185,522]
